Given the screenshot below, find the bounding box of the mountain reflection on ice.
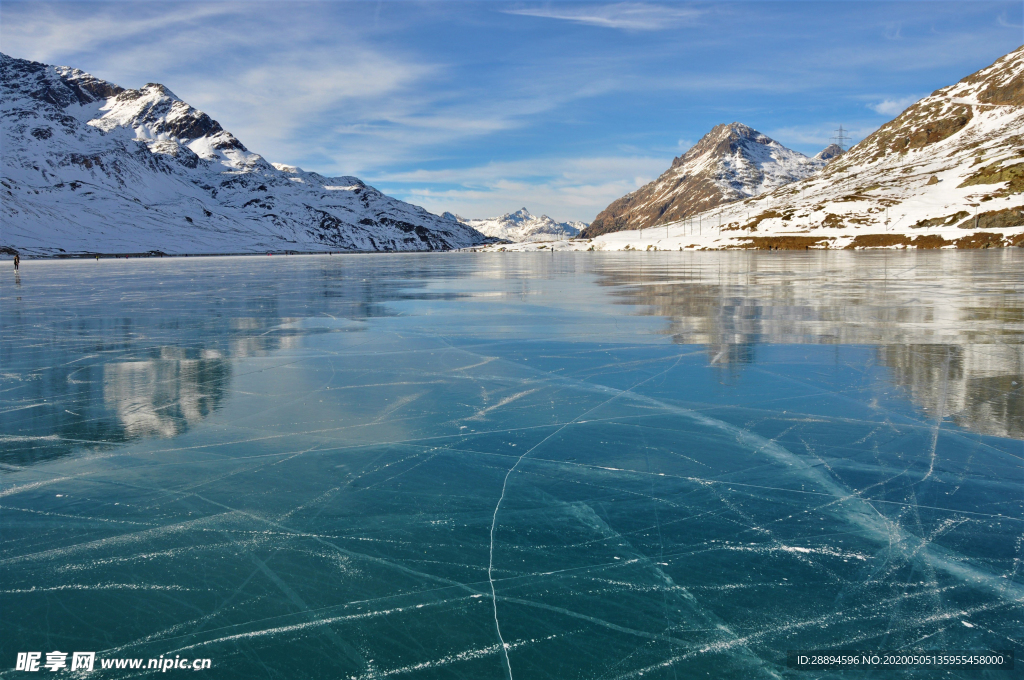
[880,344,1022,440]
[102,353,230,440]
[1,252,1022,680]
[601,254,1024,439]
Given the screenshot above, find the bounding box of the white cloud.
[179,50,436,149]
[882,22,902,40]
[243,65,624,176]
[373,155,668,222]
[869,96,921,116]
[0,3,239,64]
[503,3,703,31]
[997,13,1023,29]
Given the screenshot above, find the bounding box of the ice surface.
[1,251,1022,679]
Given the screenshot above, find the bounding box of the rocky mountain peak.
[671,122,784,170]
[142,83,176,97]
[51,64,125,103]
[96,81,236,151]
[2,53,119,109]
[813,144,845,163]
[0,51,244,158]
[584,122,827,238]
[719,121,768,143]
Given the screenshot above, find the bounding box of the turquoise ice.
[2,252,1021,679]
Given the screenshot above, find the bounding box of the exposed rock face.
[1,53,486,255]
[582,123,837,238]
[454,208,586,242]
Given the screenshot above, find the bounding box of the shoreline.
[2,244,1023,261]
[0,249,466,260]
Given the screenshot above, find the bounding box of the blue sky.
[2,1,1022,222]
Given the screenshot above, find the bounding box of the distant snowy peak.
[583,122,836,238]
[1,52,485,255]
[459,208,586,242]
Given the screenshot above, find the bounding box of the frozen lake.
[2,251,1022,679]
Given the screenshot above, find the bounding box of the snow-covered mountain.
[476,46,1024,252]
[0,53,486,255]
[582,123,839,238]
[450,208,586,242]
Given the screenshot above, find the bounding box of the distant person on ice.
[13,254,19,271]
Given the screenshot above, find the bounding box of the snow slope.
[451,208,586,242]
[482,46,1024,252]
[0,53,486,255]
[582,123,839,238]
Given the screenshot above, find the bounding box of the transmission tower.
[829,125,851,151]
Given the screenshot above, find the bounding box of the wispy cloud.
[868,95,921,116]
[181,50,436,148]
[374,155,668,222]
[0,3,241,64]
[503,2,703,31]
[273,70,624,176]
[376,155,664,186]
[996,12,1023,29]
[882,21,902,40]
